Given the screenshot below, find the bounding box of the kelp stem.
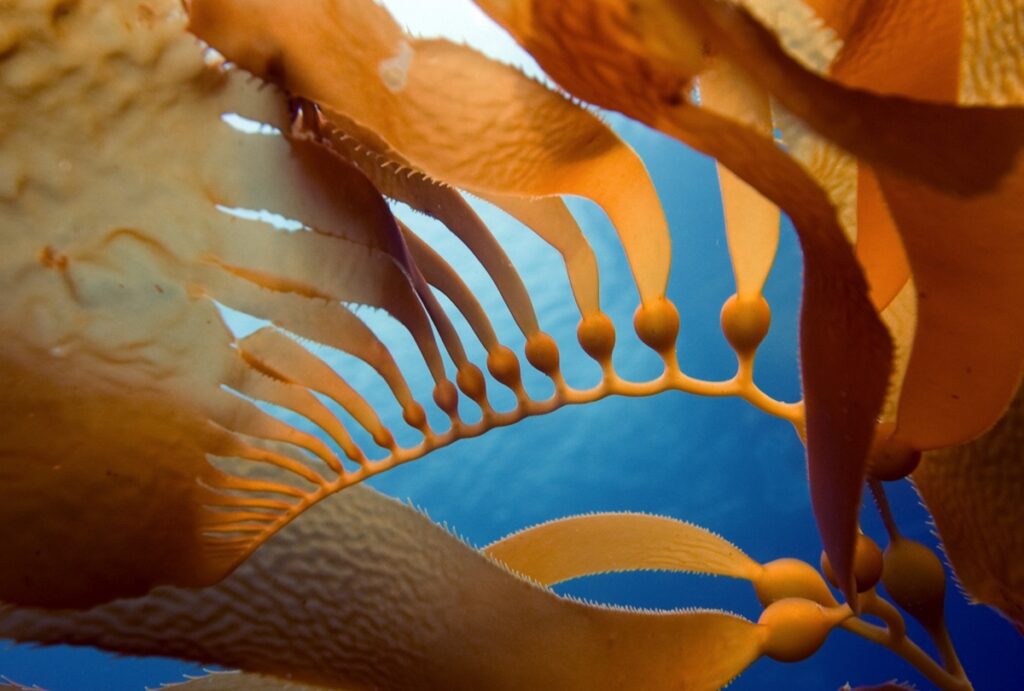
[222,367,803,567]
[841,617,972,691]
[869,478,901,541]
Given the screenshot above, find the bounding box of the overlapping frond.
[0,481,766,691]
[2,0,1021,688]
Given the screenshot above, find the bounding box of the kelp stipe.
[0,0,1021,689]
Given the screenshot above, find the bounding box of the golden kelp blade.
[0,483,764,691]
[294,105,546,338]
[914,384,1024,632]
[699,57,779,300]
[0,0,428,607]
[809,0,963,310]
[187,0,673,306]
[472,0,893,605]
[484,512,762,585]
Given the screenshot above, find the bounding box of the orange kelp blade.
[809,0,964,311]
[187,0,673,307]
[685,0,1024,450]
[484,512,762,585]
[698,56,779,301]
[0,484,764,691]
[293,104,545,338]
[471,0,892,604]
[914,384,1024,632]
[483,512,841,609]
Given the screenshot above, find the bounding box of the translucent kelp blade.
[884,166,1024,449]
[820,0,963,311]
[478,191,602,318]
[0,0,447,606]
[225,360,362,467]
[689,0,1024,449]
[187,0,673,305]
[398,249,475,385]
[300,105,542,339]
[401,225,500,350]
[205,128,398,255]
[204,387,338,477]
[196,269,425,429]
[877,279,917,424]
[484,513,762,585]
[474,0,893,603]
[238,328,395,451]
[699,57,779,298]
[854,166,909,311]
[197,218,451,387]
[472,0,704,120]
[957,0,1024,105]
[811,0,962,101]
[914,385,1024,631]
[0,484,763,691]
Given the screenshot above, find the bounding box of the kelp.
[915,385,1024,633]
[1,0,1021,689]
[0,481,766,691]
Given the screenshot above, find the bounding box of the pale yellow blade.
[484,512,763,585]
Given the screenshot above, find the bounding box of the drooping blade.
[484,512,762,585]
[188,0,673,305]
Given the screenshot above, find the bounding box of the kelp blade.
[484,512,762,585]
[188,0,673,305]
[0,0,443,606]
[0,482,764,691]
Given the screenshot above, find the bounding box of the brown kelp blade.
[188,0,673,306]
[0,482,764,691]
[400,226,501,351]
[484,512,762,585]
[0,0,449,606]
[472,0,892,605]
[914,384,1024,631]
[238,328,395,452]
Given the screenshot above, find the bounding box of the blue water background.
[2,114,1021,690]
